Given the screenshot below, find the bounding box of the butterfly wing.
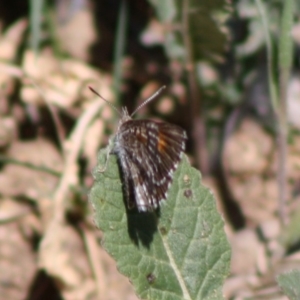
[115,119,187,211]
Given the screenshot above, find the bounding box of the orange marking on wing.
[137,133,147,144]
[158,133,167,153]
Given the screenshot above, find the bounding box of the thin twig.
[255,0,278,110]
[29,80,66,149]
[51,98,105,221]
[0,155,61,177]
[81,223,106,299]
[277,0,294,225]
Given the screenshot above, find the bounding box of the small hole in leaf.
[146,273,156,284]
[184,189,192,198]
[159,226,167,235]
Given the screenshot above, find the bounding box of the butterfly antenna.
[130,85,166,117]
[89,86,122,117]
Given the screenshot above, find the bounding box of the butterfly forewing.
[114,119,187,211]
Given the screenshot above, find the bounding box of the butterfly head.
[117,107,132,131]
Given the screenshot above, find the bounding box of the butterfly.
[90,86,187,212]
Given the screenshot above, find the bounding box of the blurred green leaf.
[236,0,280,58]
[90,149,231,300]
[279,207,300,249]
[277,269,300,300]
[147,0,232,62]
[29,0,45,54]
[112,0,128,103]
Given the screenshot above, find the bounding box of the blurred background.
[0,0,300,299]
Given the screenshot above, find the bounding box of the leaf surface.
[90,150,231,300]
[277,269,300,300]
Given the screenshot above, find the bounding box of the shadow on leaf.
[126,208,160,249]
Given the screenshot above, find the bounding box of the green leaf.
[147,0,232,62]
[90,149,231,300]
[277,269,300,300]
[279,207,300,249]
[29,0,45,54]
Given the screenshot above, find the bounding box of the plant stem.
[182,0,209,174]
[277,0,294,225]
